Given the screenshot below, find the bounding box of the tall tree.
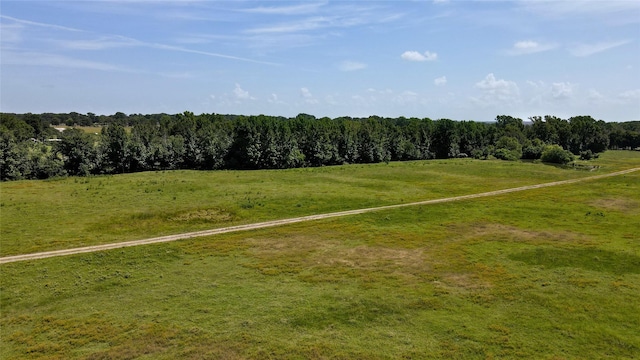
[57,128,97,176]
[100,124,129,173]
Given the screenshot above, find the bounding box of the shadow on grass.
[510,248,640,275]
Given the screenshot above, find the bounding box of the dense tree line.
[1,111,639,181]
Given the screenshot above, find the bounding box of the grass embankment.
[0,151,639,358]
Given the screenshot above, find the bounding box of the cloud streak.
[0,14,84,32]
[401,50,437,62]
[1,51,131,72]
[569,40,632,57]
[507,40,558,55]
[243,3,326,15]
[339,61,367,71]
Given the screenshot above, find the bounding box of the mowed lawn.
[1,151,639,359]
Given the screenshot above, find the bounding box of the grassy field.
[1,151,639,359]
[50,125,132,135]
[1,152,638,257]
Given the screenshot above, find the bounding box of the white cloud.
[587,89,604,101]
[401,50,437,62]
[472,73,520,106]
[433,0,449,4]
[233,83,254,100]
[325,94,338,105]
[434,76,447,86]
[551,82,574,99]
[569,40,632,57]
[618,89,640,100]
[300,87,319,104]
[507,40,558,55]
[339,61,367,72]
[393,90,419,105]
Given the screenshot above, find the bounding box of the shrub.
[522,139,545,160]
[541,145,574,164]
[579,150,599,160]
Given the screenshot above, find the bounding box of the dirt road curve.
[2,167,638,264]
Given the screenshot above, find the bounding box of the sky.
[1,0,639,121]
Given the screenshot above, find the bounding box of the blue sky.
[1,0,639,121]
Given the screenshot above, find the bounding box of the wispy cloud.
[59,35,141,50]
[551,82,574,99]
[1,51,131,72]
[618,89,640,101]
[401,50,437,62]
[0,23,23,43]
[520,0,640,21]
[569,39,632,57]
[243,3,326,15]
[434,76,447,86]
[233,83,255,100]
[4,14,277,65]
[301,87,319,104]
[244,3,399,35]
[507,40,558,55]
[245,16,331,34]
[472,73,520,106]
[339,61,367,72]
[0,14,83,32]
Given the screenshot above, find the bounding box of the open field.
[1,151,639,257]
[1,151,639,358]
[50,125,132,135]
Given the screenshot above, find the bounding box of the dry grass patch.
[169,208,234,222]
[589,197,639,213]
[241,234,432,283]
[451,222,590,246]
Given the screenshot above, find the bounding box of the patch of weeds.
[509,248,640,275]
[239,197,264,209]
[290,297,401,329]
[169,208,235,223]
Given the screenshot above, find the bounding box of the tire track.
[1,167,638,264]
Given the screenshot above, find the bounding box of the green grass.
[1,151,639,359]
[1,151,638,257]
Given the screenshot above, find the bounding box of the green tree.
[99,124,129,173]
[496,115,525,143]
[57,128,97,176]
[494,136,522,161]
[569,116,609,154]
[431,119,458,159]
[0,130,29,180]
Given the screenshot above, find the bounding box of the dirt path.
[2,167,638,264]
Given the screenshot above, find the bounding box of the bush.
[579,150,599,160]
[522,139,545,160]
[494,148,520,161]
[541,145,574,164]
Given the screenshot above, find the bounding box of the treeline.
[1,112,639,181]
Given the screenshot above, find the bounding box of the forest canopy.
[1,112,639,181]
